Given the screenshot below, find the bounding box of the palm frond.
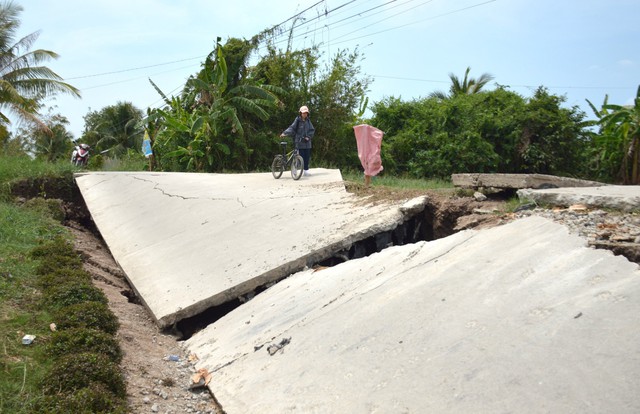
[148,78,171,105]
[228,96,270,120]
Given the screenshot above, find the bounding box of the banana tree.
[189,38,284,170]
[589,85,640,184]
[151,95,230,172]
[151,38,282,172]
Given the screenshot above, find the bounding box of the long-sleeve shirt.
[282,116,315,149]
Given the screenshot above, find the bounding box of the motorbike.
[71,143,91,167]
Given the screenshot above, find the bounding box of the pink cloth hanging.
[353,124,384,176]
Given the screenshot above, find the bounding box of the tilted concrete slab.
[518,185,640,212]
[452,173,606,189]
[74,170,426,328]
[186,216,640,413]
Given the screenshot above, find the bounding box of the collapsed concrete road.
[74,170,427,329]
[74,171,640,413]
[186,216,640,413]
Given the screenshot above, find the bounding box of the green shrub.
[36,267,91,290]
[47,328,122,363]
[29,236,77,260]
[53,302,119,335]
[42,352,126,399]
[23,198,66,222]
[43,282,108,309]
[35,254,83,275]
[36,383,128,414]
[90,154,105,170]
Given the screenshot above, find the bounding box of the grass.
[0,155,78,203]
[0,155,77,184]
[0,155,129,412]
[341,169,454,191]
[0,200,66,412]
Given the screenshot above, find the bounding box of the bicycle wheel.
[271,155,284,179]
[291,154,304,180]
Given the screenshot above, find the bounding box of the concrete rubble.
[517,185,640,212]
[452,173,606,189]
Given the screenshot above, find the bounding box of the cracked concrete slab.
[517,185,640,212]
[453,173,606,189]
[185,216,640,413]
[74,170,426,328]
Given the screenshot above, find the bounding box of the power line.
[324,0,416,32]
[81,64,197,91]
[63,56,203,80]
[62,1,424,88]
[58,0,629,126]
[259,0,366,49]
[373,75,449,84]
[332,0,496,45]
[263,0,405,49]
[269,0,326,30]
[330,0,432,42]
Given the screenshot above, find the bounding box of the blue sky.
[17,0,640,138]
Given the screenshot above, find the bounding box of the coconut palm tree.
[429,66,495,99]
[84,101,144,157]
[0,1,80,135]
[32,113,74,162]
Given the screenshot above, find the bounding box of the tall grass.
[0,156,77,202]
[0,155,76,183]
[340,169,454,191]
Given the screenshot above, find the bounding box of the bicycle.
[272,140,304,180]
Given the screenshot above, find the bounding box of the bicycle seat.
[279,141,288,146]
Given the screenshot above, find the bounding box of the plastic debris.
[22,335,35,345]
[190,368,212,389]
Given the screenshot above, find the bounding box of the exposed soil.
[67,221,224,413]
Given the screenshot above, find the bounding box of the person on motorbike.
[71,143,91,166]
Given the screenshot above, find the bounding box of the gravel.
[514,206,640,249]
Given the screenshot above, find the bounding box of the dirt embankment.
[12,177,227,412]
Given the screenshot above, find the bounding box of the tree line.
[1,1,638,184]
